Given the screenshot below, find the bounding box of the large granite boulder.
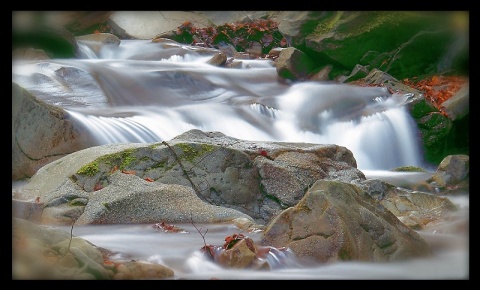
[13,128,459,233]
[12,129,365,226]
[261,180,433,263]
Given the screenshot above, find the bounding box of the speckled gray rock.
[431,154,469,187]
[12,82,94,180]
[357,178,458,229]
[261,180,433,263]
[12,129,366,226]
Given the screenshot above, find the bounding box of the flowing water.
[13,39,428,171]
[12,39,469,279]
[55,200,468,280]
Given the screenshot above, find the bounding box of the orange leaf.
[121,169,135,175]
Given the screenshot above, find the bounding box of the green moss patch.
[76,162,100,177]
[76,148,138,176]
[391,166,427,172]
[176,143,216,163]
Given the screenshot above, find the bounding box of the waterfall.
[12,39,427,171]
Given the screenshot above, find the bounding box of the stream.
[12,39,469,279]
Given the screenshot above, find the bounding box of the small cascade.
[162,241,305,275]
[76,42,98,59]
[67,110,171,144]
[261,246,304,269]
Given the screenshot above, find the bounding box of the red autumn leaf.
[121,169,135,175]
[152,222,186,233]
[401,75,468,113]
[94,183,103,191]
[223,233,246,249]
[144,177,154,182]
[200,244,217,260]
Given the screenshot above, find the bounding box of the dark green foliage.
[12,26,77,58]
[418,112,454,165]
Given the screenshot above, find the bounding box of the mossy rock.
[302,11,468,81]
[390,166,427,172]
[417,112,454,165]
[406,97,438,119]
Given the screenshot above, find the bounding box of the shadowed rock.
[12,217,175,280]
[12,82,94,180]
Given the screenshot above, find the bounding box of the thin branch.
[159,12,168,21]
[161,141,205,200]
[191,215,214,260]
[191,218,208,247]
[59,218,77,259]
[242,11,253,22]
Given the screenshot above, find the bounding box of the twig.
[242,11,253,22]
[59,218,77,259]
[191,215,214,260]
[191,218,208,246]
[161,141,204,199]
[159,12,168,21]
